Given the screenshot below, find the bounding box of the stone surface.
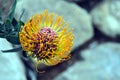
[91,1,120,38]
[54,42,120,80]
[0,0,14,19]
[15,0,93,50]
[0,38,26,80]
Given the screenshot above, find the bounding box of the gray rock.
[0,38,26,80]
[54,42,120,80]
[15,0,93,50]
[91,1,120,38]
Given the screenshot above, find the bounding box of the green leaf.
[0,23,6,33]
[19,9,25,21]
[0,9,2,21]
[0,33,5,38]
[6,32,20,44]
[12,18,24,32]
[1,46,22,53]
[7,0,17,21]
[12,18,18,31]
[3,19,14,33]
[19,21,24,26]
[0,23,5,34]
[17,21,24,32]
[0,21,3,31]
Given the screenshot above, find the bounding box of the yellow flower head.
[19,10,74,66]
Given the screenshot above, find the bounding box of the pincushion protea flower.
[19,10,74,66]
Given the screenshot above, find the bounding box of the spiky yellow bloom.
[19,10,74,66]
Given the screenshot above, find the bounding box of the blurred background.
[1,0,120,80]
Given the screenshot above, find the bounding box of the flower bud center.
[33,27,58,59]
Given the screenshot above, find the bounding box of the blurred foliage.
[0,0,24,44]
